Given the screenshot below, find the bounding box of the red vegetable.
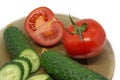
[25,7,64,46]
[62,15,106,59]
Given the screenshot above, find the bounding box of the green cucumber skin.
[41,51,108,80]
[13,57,32,80]
[46,77,53,80]
[4,26,33,58]
[4,26,40,73]
[0,62,24,80]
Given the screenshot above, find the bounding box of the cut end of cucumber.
[0,62,24,80]
[19,49,40,73]
[27,74,52,80]
[13,57,32,80]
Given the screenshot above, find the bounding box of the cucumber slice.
[19,49,40,73]
[13,57,32,80]
[0,62,24,80]
[27,74,53,80]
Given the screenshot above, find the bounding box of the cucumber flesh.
[19,49,40,73]
[0,62,24,80]
[27,74,53,80]
[13,57,32,80]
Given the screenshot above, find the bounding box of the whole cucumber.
[41,50,108,80]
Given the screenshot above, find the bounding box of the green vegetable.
[19,49,40,73]
[27,74,53,80]
[13,57,32,80]
[0,62,24,80]
[4,26,32,58]
[4,26,40,73]
[41,50,108,80]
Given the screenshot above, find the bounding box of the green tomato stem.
[69,15,87,41]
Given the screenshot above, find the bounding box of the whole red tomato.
[62,16,106,59]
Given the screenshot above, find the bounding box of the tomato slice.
[25,7,64,46]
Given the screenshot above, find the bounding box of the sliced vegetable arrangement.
[0,6,108,80]
[4,26,40,73]
[0,26,41,80]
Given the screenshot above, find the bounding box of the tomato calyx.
[69,15,87,41]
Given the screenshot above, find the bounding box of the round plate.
[0,14,115,79]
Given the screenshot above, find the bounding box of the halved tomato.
[25,7,64,46]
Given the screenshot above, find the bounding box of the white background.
[0,0,119,80]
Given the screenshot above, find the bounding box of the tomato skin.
[25,7,64,46]
[62,19,106,59]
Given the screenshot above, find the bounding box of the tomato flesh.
[25,7,64,46]
[62,19,106,59]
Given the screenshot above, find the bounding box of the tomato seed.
[31,27,37,31]
[28,10,48,31]
[43,30,56,38]
[39,11,48,21]
[28,22,34,26]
